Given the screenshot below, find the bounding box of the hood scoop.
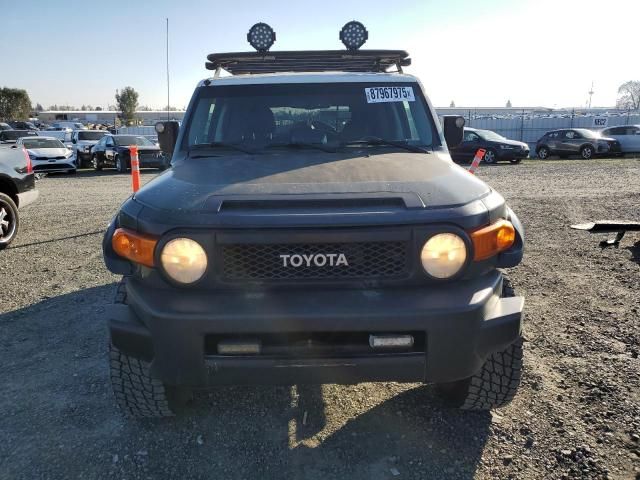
[205,192,425,214]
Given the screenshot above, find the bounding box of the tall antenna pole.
[588,81,594,109]
[166,17,170,121]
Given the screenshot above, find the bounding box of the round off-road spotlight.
[340,21,368,50]
[154,122,165,134]
[247,23,276,52]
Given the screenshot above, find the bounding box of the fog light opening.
[369,334,414,349]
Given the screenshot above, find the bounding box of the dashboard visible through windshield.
[184,83,439,152]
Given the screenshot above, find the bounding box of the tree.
[34,103,44,112]
[0,87,32,121]
[506,99,512,108]
[115,86,139,125]
[95,106,103,111]
[616,81,640,110]
[449,100,456,107]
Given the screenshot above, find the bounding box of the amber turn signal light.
[112,228,158,267]
[470,219,516,261]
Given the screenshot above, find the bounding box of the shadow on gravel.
[1,285,490,480]
[9,230,103,249]
[626,240,640,264]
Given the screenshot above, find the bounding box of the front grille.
[221,241,408,281]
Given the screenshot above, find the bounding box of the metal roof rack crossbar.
[205,50,411,75]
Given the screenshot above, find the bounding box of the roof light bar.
[340,21,368,50]
[247,22,276,52]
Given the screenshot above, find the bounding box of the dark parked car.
[450,127,529,164]
[536,128,621,160]
[0,130,38,144]
[91,135,167,172]
[0,143,38,248]
[0,122,12,131]
[102,37,525,418]
[9,121,39,131]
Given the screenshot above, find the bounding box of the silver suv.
[536,128,621,160]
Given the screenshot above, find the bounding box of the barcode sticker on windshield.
[365,86,415,103]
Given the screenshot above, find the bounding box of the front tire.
[116,155,127,173]
[580,145,594,160]
[109,280,179,418]
[0,193,19,250]
[436,278,523,410]
[92,154,103,171]
[483,148,497,164]
[537,146,550,159]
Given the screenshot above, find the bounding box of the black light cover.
[339,21,368,50]
[247,23,276,52]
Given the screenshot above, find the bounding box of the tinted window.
[114,136,154,146]
[565,130,581,139]
[78,131,106,141]
[22,138,65,149]
[464,131,480,142]
[1,130,37,141]
[186,83,438,149]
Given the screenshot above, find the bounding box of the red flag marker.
[130,145,140,192]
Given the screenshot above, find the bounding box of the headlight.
[420,233,467,279]
[500,144,514,149]
[161,238,208,284]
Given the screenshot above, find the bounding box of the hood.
[117,145,161,153]
[27,147,71,158]
[134,151,491,213]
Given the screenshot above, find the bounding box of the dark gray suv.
[536,128,620,159]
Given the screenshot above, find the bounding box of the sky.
[1,0,638,109]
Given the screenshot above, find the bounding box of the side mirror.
[155,121,180,157]
[72,138,77,144]
[442,115,465,148]
[11,145,18,149]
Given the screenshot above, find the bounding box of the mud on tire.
[437,278,523,410]
[109,279,176,417]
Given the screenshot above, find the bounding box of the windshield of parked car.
[575,128,598,139]
[1,130,37,141]
[114,135,154,146]
[185,83,438,152]
[78,131,106,141]
[22,138,65,149]
[476,129,507,142]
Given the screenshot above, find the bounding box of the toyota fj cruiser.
[102,22,525,417]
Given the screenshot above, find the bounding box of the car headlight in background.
[420,233,468,279]
[161,238,208,284]
[500,144,515,149]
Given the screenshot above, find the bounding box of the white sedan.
[14,136,76,173]
[600,125,640,154]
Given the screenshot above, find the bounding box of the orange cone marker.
[468,148,486,175]
[130,145,140,192]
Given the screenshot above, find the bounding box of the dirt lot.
[1,159,639,480]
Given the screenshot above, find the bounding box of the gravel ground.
[0,159,639,480]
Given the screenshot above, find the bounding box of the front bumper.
[108,271,524,387]
[497,148,529,160]
[32,159,76,172]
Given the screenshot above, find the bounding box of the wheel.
[109,279,182,417]
[115,155,127,173]
[483,149,497,164]
[92,154,102,171]
[436,278,523,410]
[509,158,522,164]
[0,192,19,250]
[580,145,594,160]
[537,146,550,159]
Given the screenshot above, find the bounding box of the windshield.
[477,129,507,142]
[1,130,37,141]
[185,83,438,151]
[114,135,154,146]
[78,131,106,141]
[23,138,65,149]
[575,128,598,139]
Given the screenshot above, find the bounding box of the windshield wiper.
[342,137,430,154]
[266,142,337,153]
[189,142,258,155]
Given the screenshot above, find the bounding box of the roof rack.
[205,50,411,76]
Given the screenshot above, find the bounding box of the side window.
[564,130,578,139]
[105,137,114,147]
[464,131,479,142]
[547,131,559,139]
